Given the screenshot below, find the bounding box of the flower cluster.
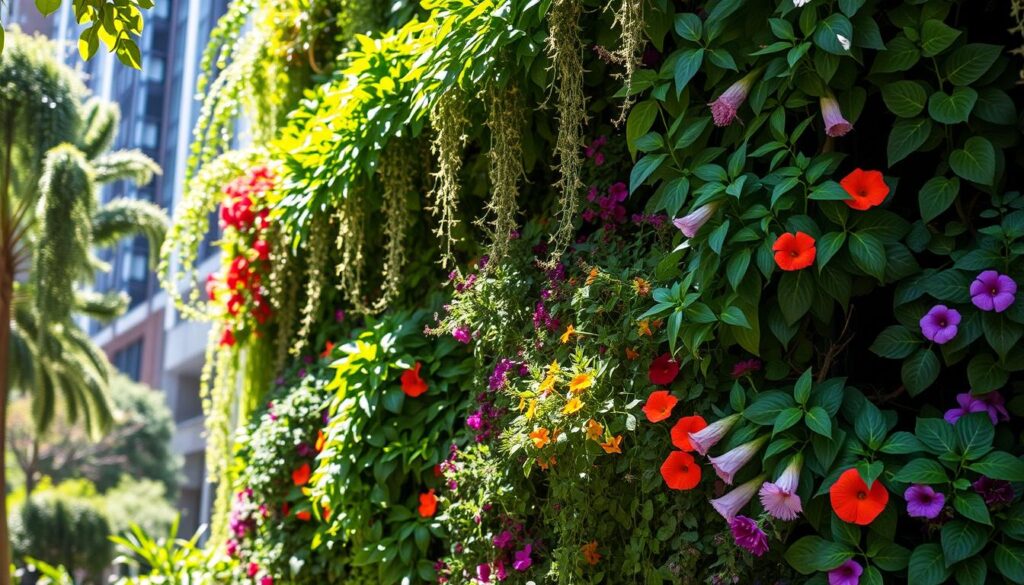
[920,271,1017,345]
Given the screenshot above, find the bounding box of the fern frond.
[78,97,120,160]
[74,289,129,322]
[92,198,169,266]
[91,149,161,186]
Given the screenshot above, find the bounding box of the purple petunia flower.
[979,391,1010,424]
[729,516,769,556]
[453,326,472,344]
[970,270,1017,313]
[904,484,945,519]
[920,305,961,344]
[973,476,1015,507]
[492,530,514,549]
[828,559,863,585]
[944,393,989,424]
[821,94,852,137]
[709,70,761,127]
[513,544,533,571]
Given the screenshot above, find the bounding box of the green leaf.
[954,555,989,585]
[941,520,987,567]
[626,101,659,159]
[871,540,911,571]
[870,325,920,359]
[35,0,61,15]
[674,48,705,97]
[908,544,952,585]
[920,19,961,57]
[973,88,1017,125]
[778,271,815,324]
[953,492,992,526]
[720,306,751,329]
[995,544,1024,583]
[967,352,1008,393]
[901,348,939,396]
[674,13,703,42]
[927,87,978,125]
[945,43,1002,86]
[674,117,711,150]
[813,14,853,55]
[726,249,751,290]
[744,391,797,425]
[880,431,925,454]
[793,368,813,404]
[872,35,920,73]
[967,451,1024,481]
[950,136,996,186]
[815,231,846,270]
[805,406,832,437]
[809,180,853,201]
[849,232,886,281]
[854,402,888,450]
[630,154,667,193]
[983,312,1024,359]
[955,412,994,461]
[916,418,958,456]
[784,536,854,574]
[887,118,933,166]
[882,81,928,118]
[774,407,804,434]
[894,459,948,484]
[918,176,960,222]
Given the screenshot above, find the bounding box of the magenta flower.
[973,476,1015,507]
[513,544,533,571]
[709,70,761,127]
[904,484,945,519]
[672,202,720,238]
[970,270,1017,313]
[709,435,768,485]
[729,516,769,556]
[711,475,765,521]
[980,391,1010,424]
[944,392,988,424]
[260,577,274,585]
[828,560,863,585]
[730,358,762,378]
[820,94,852,137]
[759,454,803,521]
[493,530,514,549]
[688,413,741,456]
[453,325,472,344]
[477,563,491,582]
[919,305,961,344]
[494,559,508,580]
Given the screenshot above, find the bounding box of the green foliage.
[11,489,113,581]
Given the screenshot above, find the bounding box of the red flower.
[830,468,889,525]
[247,562,260,578]
[840,168,889,211]
[772,232,817,271]
[281,502,290,517]
[401,362,429,397]
[296,510,312,521]
[253,238,271,260]
[205,274,220,301]
[660,451,702,490]
[418,489,438,517]
[670,415,708,451]
[648,353,680,385]
[642,390,678,423]
[292,463,311,486]
[219,329,236,347]
[320,341,335,359]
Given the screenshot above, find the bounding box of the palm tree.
[0,32,167,582]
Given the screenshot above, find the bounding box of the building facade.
[9,0,230,537]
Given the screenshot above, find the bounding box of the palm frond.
[74,289,129,322]
[92,198,169,266]
[91,149,161,186]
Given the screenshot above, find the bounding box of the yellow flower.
[562,397,583,415]
[638,319,652,337]
[560,324,576,344]
[529,428,550,448]
[585,419,603,442]
[568,372,593,395]
[600,435,623,454]
[525,399,538,420]
[539,375,556,395]
[586,267,599,286]
[548,360,561,375]
[581,541,601,565]
[632,277,651,297]
[517,395,526,411]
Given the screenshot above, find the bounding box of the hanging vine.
[482,83,526,263]
[612,0,644,124]
[545,0,588,264]
[429,88,470,271]
[291,212,332,357]
[371,144,414,313]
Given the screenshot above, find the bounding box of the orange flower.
[569,372,593,395]
[322,504,332,521]
[660,451,702,490]
[315,430,327,452]
[586,267,600,286]
[525,399,538,420]
[418,489,438,518]
[773,232,817,271]
[625,347,639,361]
[401,362,429,397]
[642,390,678,423]
[638,319,652,337]
[537,456,557,470]
[600,435,623,454]
[670,415,708,451]
[651,319,664,331]
[562,397,584,415]
[296,510,312,521]
[561,324,576,344]
[530,427,551,448]
[292,463,311,486]
[840,168,890,211]
[633,277,651,297]
[830,468,889,525]
[581,541,601,565]
[585,419,604,442]
[320,340,335,359]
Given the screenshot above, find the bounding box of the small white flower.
[837,34,851,51]
[793,0,811,6]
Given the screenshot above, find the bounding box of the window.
[112,339,144,382]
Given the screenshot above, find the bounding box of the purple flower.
[709,70,760,127]
[731,358,762,379]
[335,309,346,322]
[711,475,764,521]
[828,560,863,585]
[494,559,508,580]
[477,563,491,582]
[709,435,768,485]
[970,270,1017,313]
[728,516,769,556]
[492,530,514,549]
[672,202,720,238]
[821,94,852,137]
[944,393,989,424]
[904,484,945,519]
[759,454,803,521]
[513,544,533,571]
[973,476,1015,507]
[688,413,740,456]
[453,326,472,344]
[466,412,483,430]
[980,391,1010,424]
[920,305,961,344]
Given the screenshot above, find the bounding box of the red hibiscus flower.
[670,415,708,451]
[839,168,889,211]
[291,463,311,486]
[401,362,429,397]
[772,232,816,271]
[660,451,702,490]
[642,390,678,423]
[418,489,438,518]
[649,353,680,385]
[830,468,889,525]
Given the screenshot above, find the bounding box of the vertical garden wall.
[144,0,1024,583]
